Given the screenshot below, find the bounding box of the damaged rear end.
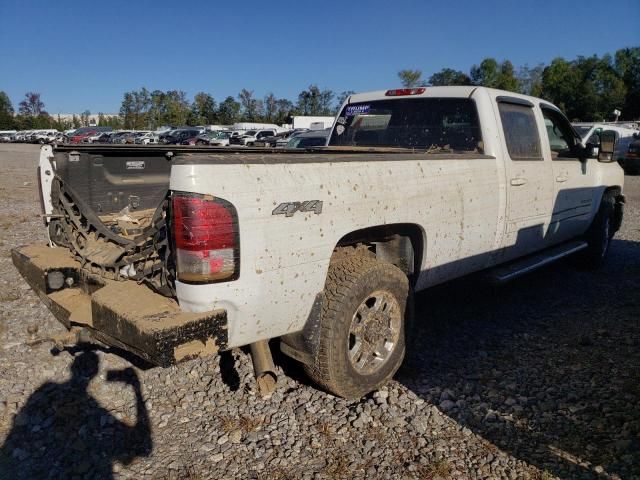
[13,145,228,365]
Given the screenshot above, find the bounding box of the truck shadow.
[398,238,640,479]
[0,350,152,480]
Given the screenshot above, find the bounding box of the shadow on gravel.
[0,350,152,479]
[398,238,640,480]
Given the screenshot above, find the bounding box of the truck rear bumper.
[11,244,227,366]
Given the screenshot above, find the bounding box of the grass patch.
[322,452,351,479]
[255,467,296,480]
[416,458,452,479]
[219,414,265,434]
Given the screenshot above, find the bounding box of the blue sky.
[1,0,638,113]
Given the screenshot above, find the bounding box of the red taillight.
[385,88,426,96]
[172,193,239,283]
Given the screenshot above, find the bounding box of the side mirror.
[585,142,600,158]
[598,130,617,163]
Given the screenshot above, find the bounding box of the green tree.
[190,92,217,125]
[470,59,500,87]
[80,110,91,127]
[516,64,545,96]
[614,47,640,120]
[397,69,423,88]
[428,68,471,86]
[0,91,15,129]
[274,98,294,125]
[217,96,241,124]
[470,58,519,92]
[263,93,278,122]
[335,90,355,111]
[163,90,190,126]
[297,85,334,116]
[120,92,141,129]
[238,89,263,121]
[497,61,519,92]
[540,55,627,121]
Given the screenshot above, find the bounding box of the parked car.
[285,129,330,148]
[572,123,638,166]
[229,129,277,146]
[15,86,624,400]
[69,129,96,144]
[90,132,113,143]
[622,134,640,174]
[40,131,60,144]
[135,132,160,145]
[29,130,59,144]
[253,130,303,147]
[193,131,232,146]
[274,129,308,148]
[84,129,113,143]
[14,131,28,142]
[108,131,133,144]
[69,126,112,144]
[0,130,16,142]
[163,129,201,145]
[180,134,200,146]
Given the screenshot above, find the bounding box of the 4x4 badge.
[272,200,323,217]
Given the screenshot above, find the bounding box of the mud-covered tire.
[305,255,410,399]
[579,193,615,268]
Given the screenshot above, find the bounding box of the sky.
[1,0,639,114]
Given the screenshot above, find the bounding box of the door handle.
[510,178,527,186]
[556,175,568,183]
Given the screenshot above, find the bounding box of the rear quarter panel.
[171,151,502,347]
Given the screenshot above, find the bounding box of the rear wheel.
[305,254,410,399]
[579,193,615,268]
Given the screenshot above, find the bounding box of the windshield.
[245,130,257,136]
[573,126,593,138]
[287,135,328,148]
[329,97,483,152]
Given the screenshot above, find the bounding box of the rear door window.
[328,97,483,153]
[497,102,542,160]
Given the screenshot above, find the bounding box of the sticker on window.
[345,105,370,116]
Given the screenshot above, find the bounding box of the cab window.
[497,102,542,160]
[541,107,579,159]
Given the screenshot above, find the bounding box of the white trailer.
[290,116,335,130]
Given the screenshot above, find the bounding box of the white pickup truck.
[13,86,624,399]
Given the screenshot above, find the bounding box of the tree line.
[117,85,351,130]
[0,47,637,131]
[398,47,639,121]
[0,85,352,131]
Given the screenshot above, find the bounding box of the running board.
[487,241,588,284]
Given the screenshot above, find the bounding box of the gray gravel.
[0,144,638,479]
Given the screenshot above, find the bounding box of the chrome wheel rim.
[348,290,401,375]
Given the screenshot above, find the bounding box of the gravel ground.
[0,143,638,480]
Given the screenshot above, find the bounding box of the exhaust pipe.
[249,340,278,397]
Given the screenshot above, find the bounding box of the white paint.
[170,87,624,348]
[39,145,55,219]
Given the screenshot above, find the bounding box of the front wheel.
[579,193,615,268]
[305,254,410,399]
